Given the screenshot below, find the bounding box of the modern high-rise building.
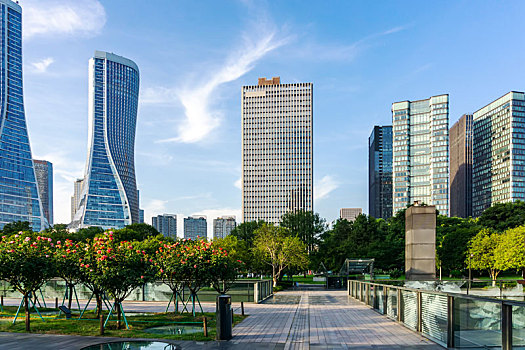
[368,125,393,219]
[472,92,525,217]
[241,77,313,223]
[33,160,53,225]
[0,0,47,231]
[450,114,473,218]
[71,51,140,230]
[213,216,236,239]
[152,214,177,238]
[339,208,362,222]
[184,215,207,240]
[392,95,449,216]
[71,178,84,222]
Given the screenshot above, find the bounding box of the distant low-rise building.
[152,214,177,238]
[340,208,362,222]
[184,215,207,240]
[213,216,236,239]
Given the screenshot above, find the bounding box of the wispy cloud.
[297,24,408,62]
[156,26,290,143]
[314,175,339,201]
[30,57,55,73]
[23,0,106,39]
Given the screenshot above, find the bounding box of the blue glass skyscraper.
[72,51,140,230]
[368,125,393,219]
[0,0,47,231]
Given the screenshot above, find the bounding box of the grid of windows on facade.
[368,125,393,219]
[72,51,140,230]
[450,114,473,218]
[213,216,236,239]
[392,94,449,216]
[184,216,207,240]
[0,1,46,231]
[152,214,177,238]
[241,77,313,224]
[472,91,525,217]
[33,160,53,225]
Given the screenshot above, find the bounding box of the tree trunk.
[96,293,102,318]
[24,294,30,332]
[68,284,73,310]
[115,300,121,330]
[272,265,277,287]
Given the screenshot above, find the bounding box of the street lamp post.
[468,252,473,294]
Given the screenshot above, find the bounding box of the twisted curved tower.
[0,0,47,231]
[72,51,140,230]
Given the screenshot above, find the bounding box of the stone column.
[405,204,436,280]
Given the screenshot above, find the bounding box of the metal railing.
[348,280,525,349]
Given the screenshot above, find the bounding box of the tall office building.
[472,92,525,216]
[392,95,449,216]
[71,51,140,230]
[71,178,84,222]
[33,160,53,225]
[242,77,313,223]
[339,208,362,222]
[152,214,177,238]
[184,215,207,240]
[139,209,144,223]
[450,114,473,218]
[213,216,236,239]
[368,125,393,219]
[0,0,47,231]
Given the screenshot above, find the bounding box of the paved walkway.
[232,289,443,349]
[0,287,443,349]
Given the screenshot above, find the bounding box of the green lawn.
[0,306,247,341]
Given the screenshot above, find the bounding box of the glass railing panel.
[454,297,501,348]
[377,285,384,313]
[513,304,525,348]
[421,292,448,346]
[386,288,397,319]
[402,290,417,330]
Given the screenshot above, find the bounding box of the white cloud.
[142,199,169,225]
[234,176,242,190]
[30,57,54,73]
[158,28,290,144]
[23,0,106,39]
[314,175,339,201]
[140,87,178,105]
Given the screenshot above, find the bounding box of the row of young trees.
[0,229,242,331]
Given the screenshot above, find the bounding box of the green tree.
[82,232,155,328]
[468,229,503,285]
[54,239,84,310]
[2,221,32,235]
[280,210,326,254]
[0,234,56,331]
[253,224,308,287]
[153,241,185,313]
[230,220,266,247]
[494,226,525,278]
[478,201,525,232]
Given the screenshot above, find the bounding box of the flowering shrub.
[0,233,56,331]
[54,239,84,309]
[81,232,155,328]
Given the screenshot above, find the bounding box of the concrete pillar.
[405,204,436,280]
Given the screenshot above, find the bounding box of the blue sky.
[21,0,525,235]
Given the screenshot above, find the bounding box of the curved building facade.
[0,0,47,231]
[72,51,140,230]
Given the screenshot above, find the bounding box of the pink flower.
[24,237,30,242]
[57,241,61,245]
[194,264,197,268]
[140,276,144,279]
[14,234,19,238]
